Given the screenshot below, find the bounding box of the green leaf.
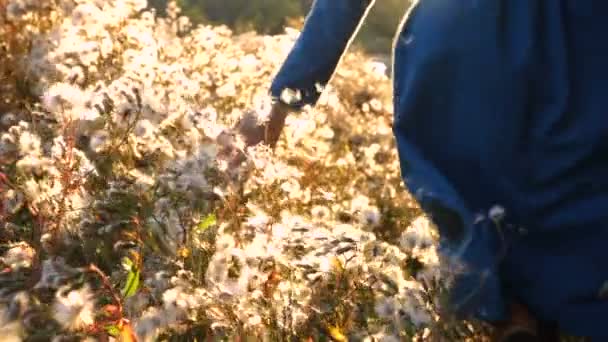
[197,213,217,232]
[121,268,140,298]
[105,324,121,337]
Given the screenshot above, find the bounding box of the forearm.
[270,0,375,108]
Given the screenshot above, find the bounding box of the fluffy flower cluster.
[0,0,486,340]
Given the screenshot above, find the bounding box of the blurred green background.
[149,0,410,55]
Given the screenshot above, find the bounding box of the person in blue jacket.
[239,1,608,340]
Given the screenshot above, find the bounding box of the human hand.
[236,101,290,149]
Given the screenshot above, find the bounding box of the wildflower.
[16,155,50,176]
[316,126,335,140]
[216,82,237,98]
[89,130,109,152]
[129,169,155,190]
[134,307,165,342]
[246,314,262,326]
[279,88,302,105]
[280,179,303,199]
[361,207,381,227]
[400,216,434,251]
[0,112,17,128]
[239,54,260,73]
[1,189,25,215]
[369,99,383,112]
[374,297,396,318]
[78,108,100,121]
[488,205,506,223]
[52,285,96,331]
[41,83,88,113]
[350,195,371,213]
[311,205,330,221]
[1,242,34,269]
[245,212,270,229]
[18,131,41,156]
[314,82,325,93]
[318,257,332,273]
[134,119,155,138]
[367,60,388,76]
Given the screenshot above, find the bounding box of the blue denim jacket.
[271,1,608,338]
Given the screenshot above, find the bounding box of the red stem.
[87,263,124,316]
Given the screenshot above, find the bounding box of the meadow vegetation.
[0,1,489,340]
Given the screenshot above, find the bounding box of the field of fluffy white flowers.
[0,1,490,340]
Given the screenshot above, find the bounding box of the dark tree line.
[149,0,409,54]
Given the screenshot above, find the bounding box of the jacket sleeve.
[270,0,375,108]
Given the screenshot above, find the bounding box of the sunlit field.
[0,1,502,340]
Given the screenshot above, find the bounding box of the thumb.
[237,110,265,147]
